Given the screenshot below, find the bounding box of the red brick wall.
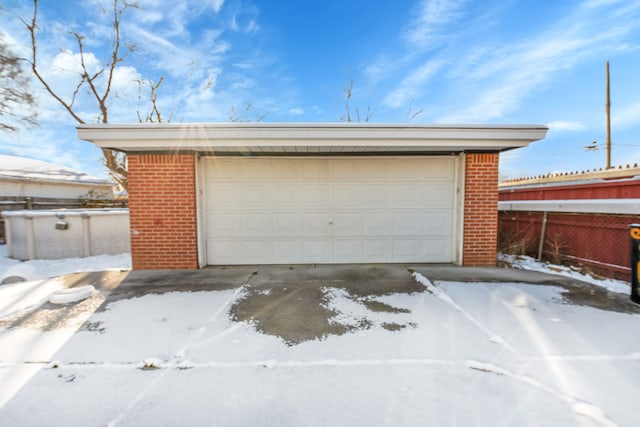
[463,153,499,266]
[128,154,198,269]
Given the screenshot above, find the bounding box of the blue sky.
[1,0,639,180]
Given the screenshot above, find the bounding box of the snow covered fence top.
[2,208,129,218]
[498,199,640,215]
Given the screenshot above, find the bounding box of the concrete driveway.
[98,264,639,345]
[1,264,639,426]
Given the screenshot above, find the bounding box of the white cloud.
[546,121,587,131]
[231,78,255,89]
[230,14,260,34]
[212,0,225,13]
[289,108,304,115]
[405,0,466,47]
[612,101,640,128]
[384,60,444,108]
[111,66,143,92]
[368,0,640,122]
[434,2,640,123]
[50,50,101,76]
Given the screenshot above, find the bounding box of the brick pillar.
[463,153,499,266]
[128,154,198,269]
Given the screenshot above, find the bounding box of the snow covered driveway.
[0,260,639,426]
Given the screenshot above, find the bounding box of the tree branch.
[25,0,85,124]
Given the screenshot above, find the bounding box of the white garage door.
[202,157,458,265]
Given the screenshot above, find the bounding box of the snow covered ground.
[1,249,639,426]
[499,253,631,295]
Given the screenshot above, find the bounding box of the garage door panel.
[208,239,239,264]
[301,160,330,178]
[240,185,270,208]
[242,214,270,235]
[392,159,431,178]
[362,240,390,260]
[364,159,391,178]
[331,159,366,178]
[205,162,239,179]
[333,185,362,207]
[203,157,456,265]
[300,184,332,207]
[393,213,425,235]
[362,185,392,208]
[302,213,332,235]
[424,212,453,236]
[238,160,272,178]
[273,214,302,235]
[333,240,361,260]
[272,184,304,206]
[242,240,273,261]
[392,239,423,260]
[303,240,331,261]
[206,185,240,209]
[424,183,455,207]
[362,213,393,235]
[207,214,240,236]
[392,184,426,208]
[332,213,363,236]
[423,239,451,259]
[423,160,455,178]
[273,241,302,261]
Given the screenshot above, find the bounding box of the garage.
[202,156,459,265]
[77,123,548,270]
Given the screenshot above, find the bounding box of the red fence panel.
[499,211,638,281]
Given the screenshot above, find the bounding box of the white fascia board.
[499,199,640,215]
[77,123,548,153]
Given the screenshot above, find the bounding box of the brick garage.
[78,123,547,269]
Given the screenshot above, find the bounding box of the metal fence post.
[631,224,640,304]
[537,211,548,261]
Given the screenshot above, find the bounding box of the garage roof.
[77,123,547,154]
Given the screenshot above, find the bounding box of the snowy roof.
[0,154,112,186]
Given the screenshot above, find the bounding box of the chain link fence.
[498,210,638,281]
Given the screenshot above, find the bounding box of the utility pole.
[606,61,612,169]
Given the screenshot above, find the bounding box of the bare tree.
[0,32,37,132]
[228,103,269,122]
[136,77,173,124]
[407,103,424,121]
[20,0,162,190]
[340,77,374,123]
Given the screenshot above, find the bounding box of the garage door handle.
[328,221,333,225]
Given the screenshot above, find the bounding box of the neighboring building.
[498,165,640,280]
[0,154,114,201]
[78,123,547,270]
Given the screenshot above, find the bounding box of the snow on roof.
[0,154,112,186]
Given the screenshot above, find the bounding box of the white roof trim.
[499,199,640,215]
[77,123,548,153]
